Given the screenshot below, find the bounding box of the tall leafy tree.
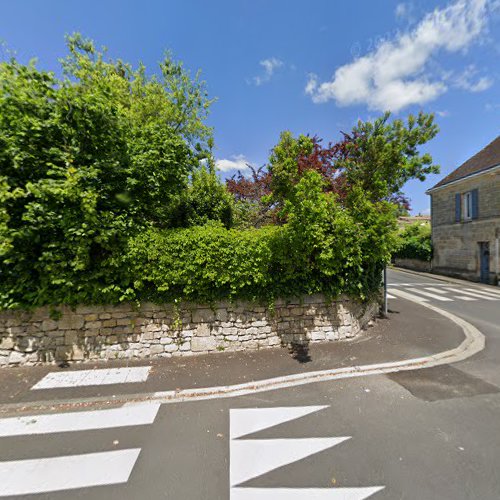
[0,34,215,307]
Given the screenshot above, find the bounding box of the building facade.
[427,135,500,284]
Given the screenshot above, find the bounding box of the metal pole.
[383,265,388,317]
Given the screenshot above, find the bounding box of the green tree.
[0,34,214,308]
[342,112,439,207]
[267,131,314,209]
[169,164,234,228]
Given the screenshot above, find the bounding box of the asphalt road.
[1,269,499,499]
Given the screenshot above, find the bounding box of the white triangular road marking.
[230,406,328,439]
[231,437,350,486]
[231,486,385,499]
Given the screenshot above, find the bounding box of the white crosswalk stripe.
[463,287,500,298]
[0,402,159,496]
[388,288,428,303]
[423,287,453,294]
[443,287,499,301]
[31,366,151,390]
[0,449,140,497]
[389,284,500,303]
[0,403,160,437]
[463,286,500,297]
[424,287,479,301]
[406,288,453,301]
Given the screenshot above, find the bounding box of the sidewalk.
[0,296,470,415]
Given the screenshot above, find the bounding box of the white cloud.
[485,102,500,110]
[454,64,494,92]
[305,73,318,95]
[251,57,284,86]
[395,3,408,18]
[395,2,414,21]
[215,154,253,173]
[436,110,450,117]
[306,0,491,111]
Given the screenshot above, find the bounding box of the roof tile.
[431,135,500,189]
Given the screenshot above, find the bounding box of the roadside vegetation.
[0,34,439,309]
[393,222,433,262]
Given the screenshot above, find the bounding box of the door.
[479,242,490,284]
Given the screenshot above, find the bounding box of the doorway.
[479,242,490,284]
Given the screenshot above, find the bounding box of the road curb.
[0,294,485,414]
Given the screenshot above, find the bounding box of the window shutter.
[471,189,479,220]
[455,193,461,222]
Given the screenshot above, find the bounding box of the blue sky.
[1,0,499,214]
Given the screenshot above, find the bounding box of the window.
[454,189,478,223]
[463,191,472,220]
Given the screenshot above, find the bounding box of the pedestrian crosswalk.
[32,366,151,390]
[388,283,500,303]
[0,449,141,497]
[0,402,159,496]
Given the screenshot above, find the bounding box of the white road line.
[231,437,350,486]
[463,288,500,299]
[230,406,328,439]
[424,287,449,294]
[443,288,498,301]
[387,294,396,299]
[0,449,140,497]
[423,287,478,301]
[0,403,160,437]
[31,367,151,390]
[406,288,453,301]
[389,283,448,286]
[387,288,428,303]
[231,487,385,499]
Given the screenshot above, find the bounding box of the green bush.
[393,222,432,262]
[169,166,233,229]
[126,172,396,304]
[0,35,216,309]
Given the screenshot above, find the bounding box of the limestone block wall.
[431,172,500,228]
[0,295,379,366]
[431,219,500,282]
[393,258,432,273]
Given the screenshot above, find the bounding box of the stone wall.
[0,295,379,367]
[431,171,500,228]
[393,258,432,273]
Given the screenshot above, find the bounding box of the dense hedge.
[126,174,394,304]
[127,223,381,304]
[393,222,432,262]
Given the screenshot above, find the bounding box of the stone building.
[427,135,500,284]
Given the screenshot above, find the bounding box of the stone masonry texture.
[0,295,379,366]
[430,170,500,283]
